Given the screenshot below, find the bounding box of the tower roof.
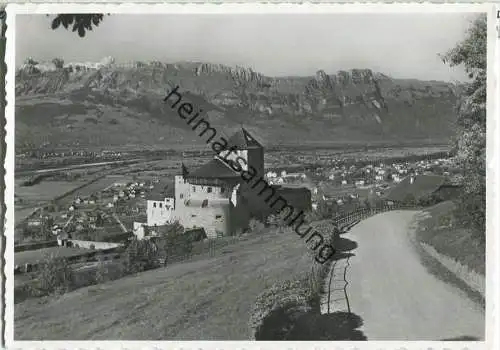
[226,128,263,150]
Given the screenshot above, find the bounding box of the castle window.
[180,193,184,199]
[191,214,197,218]
[207,187,212,193]
[215,215,222,219]
[192,186,196,192]
[221,187,225,193]
[153,202,157,208]
[202,199,208,208]
[159,203,162,208]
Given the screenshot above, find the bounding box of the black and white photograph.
[2,3,497,346]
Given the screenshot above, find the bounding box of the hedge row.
[248,221,338,340]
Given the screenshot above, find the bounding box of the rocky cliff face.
[15,60,461,151]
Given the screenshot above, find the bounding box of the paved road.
[324,210,484,340]
[16,158,144,176]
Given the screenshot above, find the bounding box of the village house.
[266,171,278,179]
[384,174,461,204]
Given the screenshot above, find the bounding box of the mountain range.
[15,60,462,152]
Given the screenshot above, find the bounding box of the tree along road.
[331,210,484,340]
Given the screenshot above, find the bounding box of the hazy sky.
[16,13,478,81]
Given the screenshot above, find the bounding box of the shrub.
[52,57,64,69]
[266,214,287,227]
[453,184,485,242]
[304,210,320,223]
[234,228,245,237]
[248,218,265,234]
[156,221,193,264]
[122,238,160,274]
[307,261,330,306]
[37,254,75,295]
[403,193,416,206]
[266,214,290,234]
[418,193,445,207]
[249,279,314,340]
[95,253,110,284]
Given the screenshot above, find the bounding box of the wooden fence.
[14,240,58,252]
[14,245,122,274]
[331,203,422,231]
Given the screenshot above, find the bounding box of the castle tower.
[220,128,264,178]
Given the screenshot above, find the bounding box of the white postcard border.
[3,3,499,349]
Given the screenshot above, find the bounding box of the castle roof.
[182,128,262,181]
[185,157,240,180]
[147,180,175,201]
[226,128,263,150]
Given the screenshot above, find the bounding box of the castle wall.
[239,185,312,221]
[173,175,237,237]
[156,136,266,236]
[133,222,146,239]
[147,198,175,226]
[174,200,232,238]
[248,147,265,178]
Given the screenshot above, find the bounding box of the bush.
[265,214,281,227]
[402,193,416,206]
[156,221,193,264]
[95,253,110,284]
[52,57,64,69]
[248,218,265,234]
[304,210,320,223]
[122,238,160,274]
[249,279,314,340]
[454,187,485,242]
[37,254,75,295]
[266,214,290,234]
[417,193,445,207]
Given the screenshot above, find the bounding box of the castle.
[133,128,311,239]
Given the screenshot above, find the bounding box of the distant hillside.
[15,60,462,152]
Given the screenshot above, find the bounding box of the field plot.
[342,146,450,161]
[15,179,89,203]
[15,179,90,225]
[71,176,134,197]
[15,229,318,340]
[14,207,40,226]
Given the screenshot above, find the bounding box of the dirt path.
[325,210,484,340]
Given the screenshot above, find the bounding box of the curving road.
[325,210,485,340]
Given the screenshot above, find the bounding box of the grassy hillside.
[411,201,485,308]
[415,201,484,275]
[15,229,320,340]
[16,62,462,152]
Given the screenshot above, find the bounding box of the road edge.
[407,211,486,310]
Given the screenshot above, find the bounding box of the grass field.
[14,226,326,340]
[15,179,89,202]
[71,176,133,197]
[14,207,40,226]
[415,201,485,275]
